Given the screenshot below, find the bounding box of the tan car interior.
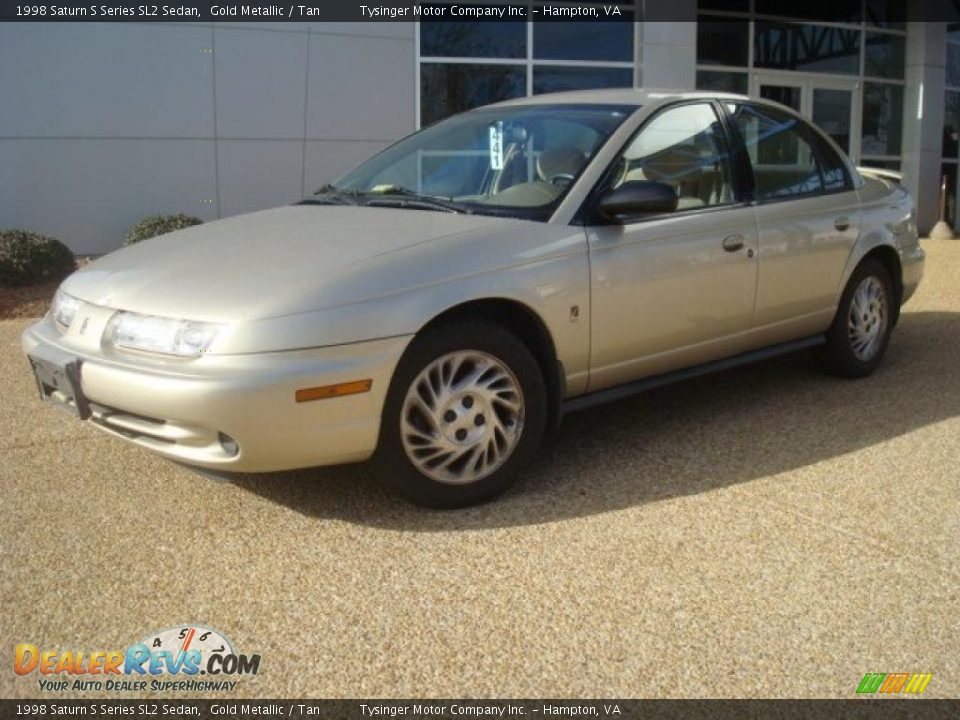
[614,141,734,210]
[484,145,589,206]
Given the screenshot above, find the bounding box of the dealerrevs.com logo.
[14,624,261,693]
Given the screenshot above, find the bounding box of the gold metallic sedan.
[22,90,925,507]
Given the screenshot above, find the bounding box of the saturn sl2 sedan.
[23,89,925,507]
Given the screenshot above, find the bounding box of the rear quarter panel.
[842,175,919,305]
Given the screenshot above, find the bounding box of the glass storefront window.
[696,17,749,67]
[861,83,904,157]
[755,22,861,75]
[420,17,526,58]
[948,44,960,88]
[420,10,909,166]
[813,88,853,154]
[759,84,802,113]
[865,33,906,80]
[864,0,906,30]
[860,159,901,172]
[695,70,749,95]
[419,15,638,125]
[533,17,634,62]
[754,0,861,24]
[532,66,633,95]
[944,91,960,159]
[941,163,957,227]
[420,64,526,127]
[691,7,906,166]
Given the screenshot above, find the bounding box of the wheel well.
[861,245,903,325]
[420,299,564,430]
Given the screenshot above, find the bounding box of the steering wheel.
[548,173,576,186]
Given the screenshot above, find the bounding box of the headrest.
[641,144,704,184]
[537,147,587,181]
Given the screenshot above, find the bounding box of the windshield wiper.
[362,186,471,214]
[299,185,363,206]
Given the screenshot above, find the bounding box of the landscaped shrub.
[0,230,76,287]
[124,214,203,246]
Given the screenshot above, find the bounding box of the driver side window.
[612,103,736,211]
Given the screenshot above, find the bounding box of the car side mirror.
[596,180,678,221]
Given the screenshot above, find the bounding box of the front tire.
[814,258,894,378]
[375,320,547,508]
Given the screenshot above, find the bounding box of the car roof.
[490,88,750,109]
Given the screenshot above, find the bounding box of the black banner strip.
[2,0,959,23]
[3,2,631,23]
[3,699,960,720]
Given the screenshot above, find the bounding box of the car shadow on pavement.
[228,310,960,530]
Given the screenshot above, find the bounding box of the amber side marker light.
[295,379,373,403]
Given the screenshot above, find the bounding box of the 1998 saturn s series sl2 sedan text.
[23,90,925,507]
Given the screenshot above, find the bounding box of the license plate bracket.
[28,354,91,420]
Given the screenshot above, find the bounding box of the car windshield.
[314,104,637,219]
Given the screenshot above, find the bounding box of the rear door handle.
[834,216,851,231]
[722,234,745,252]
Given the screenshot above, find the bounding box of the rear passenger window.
[814,137,851,192]
[729,103,835,201]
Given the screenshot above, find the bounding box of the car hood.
[63,205,513,322]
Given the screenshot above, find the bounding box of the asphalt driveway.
[2,240,958,699]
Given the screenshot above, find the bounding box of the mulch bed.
[0,281,59,320]
[0,257,94,320]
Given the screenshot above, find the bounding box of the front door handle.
[834,216,851,231]
[722,234,745,252]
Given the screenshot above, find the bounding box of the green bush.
[124,214,203,246]
[0,229,76,287]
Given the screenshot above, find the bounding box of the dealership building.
[2,1,959,254]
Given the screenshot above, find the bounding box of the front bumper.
[22,317,412,472]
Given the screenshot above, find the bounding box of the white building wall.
[639,0,697,91]
[0,22,417,254]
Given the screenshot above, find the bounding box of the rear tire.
[375,320,547,508]
[813,258,894,378]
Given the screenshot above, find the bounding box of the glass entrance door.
[753,75,860,161]
[811,87,853,155]
[759,83,802,113]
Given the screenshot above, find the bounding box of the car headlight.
[51,290,84,331]
[105,312,223,357]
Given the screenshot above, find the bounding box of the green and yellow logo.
[857,672,933,695]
